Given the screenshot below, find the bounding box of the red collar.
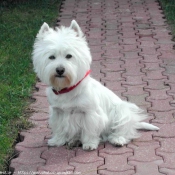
[52,70,91,95]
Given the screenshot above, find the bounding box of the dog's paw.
[109,136,128,147]
[82,143,98,151]
[48,138,57,146]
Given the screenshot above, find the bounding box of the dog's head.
[32,20,92,90]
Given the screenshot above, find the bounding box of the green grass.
[160,0,175,37]
[0,0,61,170]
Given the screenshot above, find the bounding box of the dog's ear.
[37,22,50,36]
[69,20,83,37]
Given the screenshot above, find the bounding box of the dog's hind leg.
[107,101,154,146]
[108,135,129,146]
[108,101,159,146]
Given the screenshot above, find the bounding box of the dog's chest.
[69,107,85,115]
[56,106,85,116]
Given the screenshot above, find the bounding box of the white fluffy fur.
[32,20,159,150]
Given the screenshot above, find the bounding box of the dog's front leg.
[48,107,67,146]
[80,111,106,151]
[81,131,100,151]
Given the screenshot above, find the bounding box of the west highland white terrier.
[32,20,159,150]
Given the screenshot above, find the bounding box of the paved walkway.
[10,0,175,174]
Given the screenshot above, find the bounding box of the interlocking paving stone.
[156,138,175,153]
[10,0,175,174]
[70,161,104,175]
[102,81,125,92]
[128,160,163,175]
[134,131,154,142]
[141,54,161,63]
[38,163,74,175]
[144,70,167,80]
[143,62,164,71]
[99,143,133,155]
[153,123,175,137]
[124,94,150,108]
[16,132,48,148]
[101,72,125,81]
[29,112,49,121]
[30,96,49,113]
[157,152,175,169]
[123,85,148,96]
[11,163,44,175]
[98,170,135,175]
[159,168,175,175]
[101,62,125,72]
[128,141,162,162]
[146,88,170,100]
[41,146,75,165]
[144,79,169,90]
[150,110,175,124]
[122,75,147,86]
[121,57,143,66]
[122,66,145,76]
[148,97,175,112]
[70,148,103,163]
[99,152,134,172]
[11,146,47,165]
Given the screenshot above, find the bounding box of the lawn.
[0,0,61,170]
[160,0,175,37]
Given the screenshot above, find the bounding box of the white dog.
[32,20,159,150]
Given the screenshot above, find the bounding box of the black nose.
[56,67,65,76]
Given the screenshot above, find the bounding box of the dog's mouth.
[55,75,65,78]
[50,73,72,90]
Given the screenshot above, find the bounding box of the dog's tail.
[135,122,159,130]
[114,101,159,131]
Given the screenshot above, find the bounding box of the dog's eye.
[65,54,72,59]
[49,55,55,60]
